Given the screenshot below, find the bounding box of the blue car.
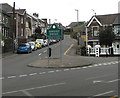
[17,43,32,54]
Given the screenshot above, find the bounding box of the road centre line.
[3,61,118,80]
[39,72,46,74]
[19,74,27,77]
[93,90,114,96]
[7,76,16,79]
[48,71,55,73]
[29,73,37,76]
[55,70,61,72]
[64,69,69,71]
[2,82,66,95]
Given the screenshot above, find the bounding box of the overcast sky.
[1,0,120,26]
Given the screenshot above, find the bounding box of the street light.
[75,9,79,22]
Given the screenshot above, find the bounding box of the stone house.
[86,13,120,49]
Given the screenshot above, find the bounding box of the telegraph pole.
[13,2,15,53]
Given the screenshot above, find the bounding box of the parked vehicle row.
[17,39,60,54]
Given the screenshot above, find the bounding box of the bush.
[76,45,86,56]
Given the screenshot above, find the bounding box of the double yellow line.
[64,44,74,56]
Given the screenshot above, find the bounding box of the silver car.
[28,41,37,51]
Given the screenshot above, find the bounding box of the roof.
[87,13,120,27]
[68,21,85,27]
[1,3,13,13]
[113,14,120,25]
[16,9,26,15]
[96,14,117,25]
[1,3,26,15]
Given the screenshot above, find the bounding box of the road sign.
[47,24,62,39]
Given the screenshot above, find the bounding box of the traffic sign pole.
[47,24,63,66]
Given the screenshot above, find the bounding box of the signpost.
[47,24,62,40]
[47,24,63,66]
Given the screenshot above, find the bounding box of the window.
[93,27,99,36]
[114,26,120,36]
[117,44,119,48]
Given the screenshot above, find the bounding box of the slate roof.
[1,3,26,15]
[87,13,120,26]
[1,3,13,13]
[16,9,26,15]
[96,14,117,25]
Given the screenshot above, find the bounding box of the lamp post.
[75,9,79,22]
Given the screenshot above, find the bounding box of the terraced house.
[0,3,48,53]
[0,3,13,52]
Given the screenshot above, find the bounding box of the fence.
[87,47,120,57]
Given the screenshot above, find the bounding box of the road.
[2,35,119,97]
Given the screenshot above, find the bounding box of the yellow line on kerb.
[64,44,74,56]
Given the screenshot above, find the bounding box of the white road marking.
[88,66,93,68]
[93,90,114,96]
[8,76,16,79]
[38,53,42,56]
[75,67,81,70]
[93,64,98,67]
[0,77,4,80]
[82,67,88,69]
[29,73,37,76]
[48,71,55,73]
[111,62,116,64]
[64,69,69,71]
[107,79,120,83]
[70,68,77,70]
[98,64,102,66]
[103,63,107,65]
[22,90,32,96]
[114,61,118,63]
[39,72,46,74]
[56,70,61,72]
[107,62,112,65]
[93,80,102,83]
[19,74,27,77]
[43,50,47,53]
[2,82,66,95]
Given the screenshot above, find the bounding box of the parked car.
[36,39,44,47]
[28,41,37,51]
[35,42,42,49]
[17,43,32,53]
[43,39,48,46]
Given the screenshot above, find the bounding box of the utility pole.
[12,2,15,53]
[75,9,79,22]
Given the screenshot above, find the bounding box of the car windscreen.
[19,44,27,47]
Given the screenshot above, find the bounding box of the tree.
[31,26,42,39]
[99,26,115,47]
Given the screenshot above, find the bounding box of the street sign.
[47,24,62,39]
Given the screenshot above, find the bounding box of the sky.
[0,0,120,26]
